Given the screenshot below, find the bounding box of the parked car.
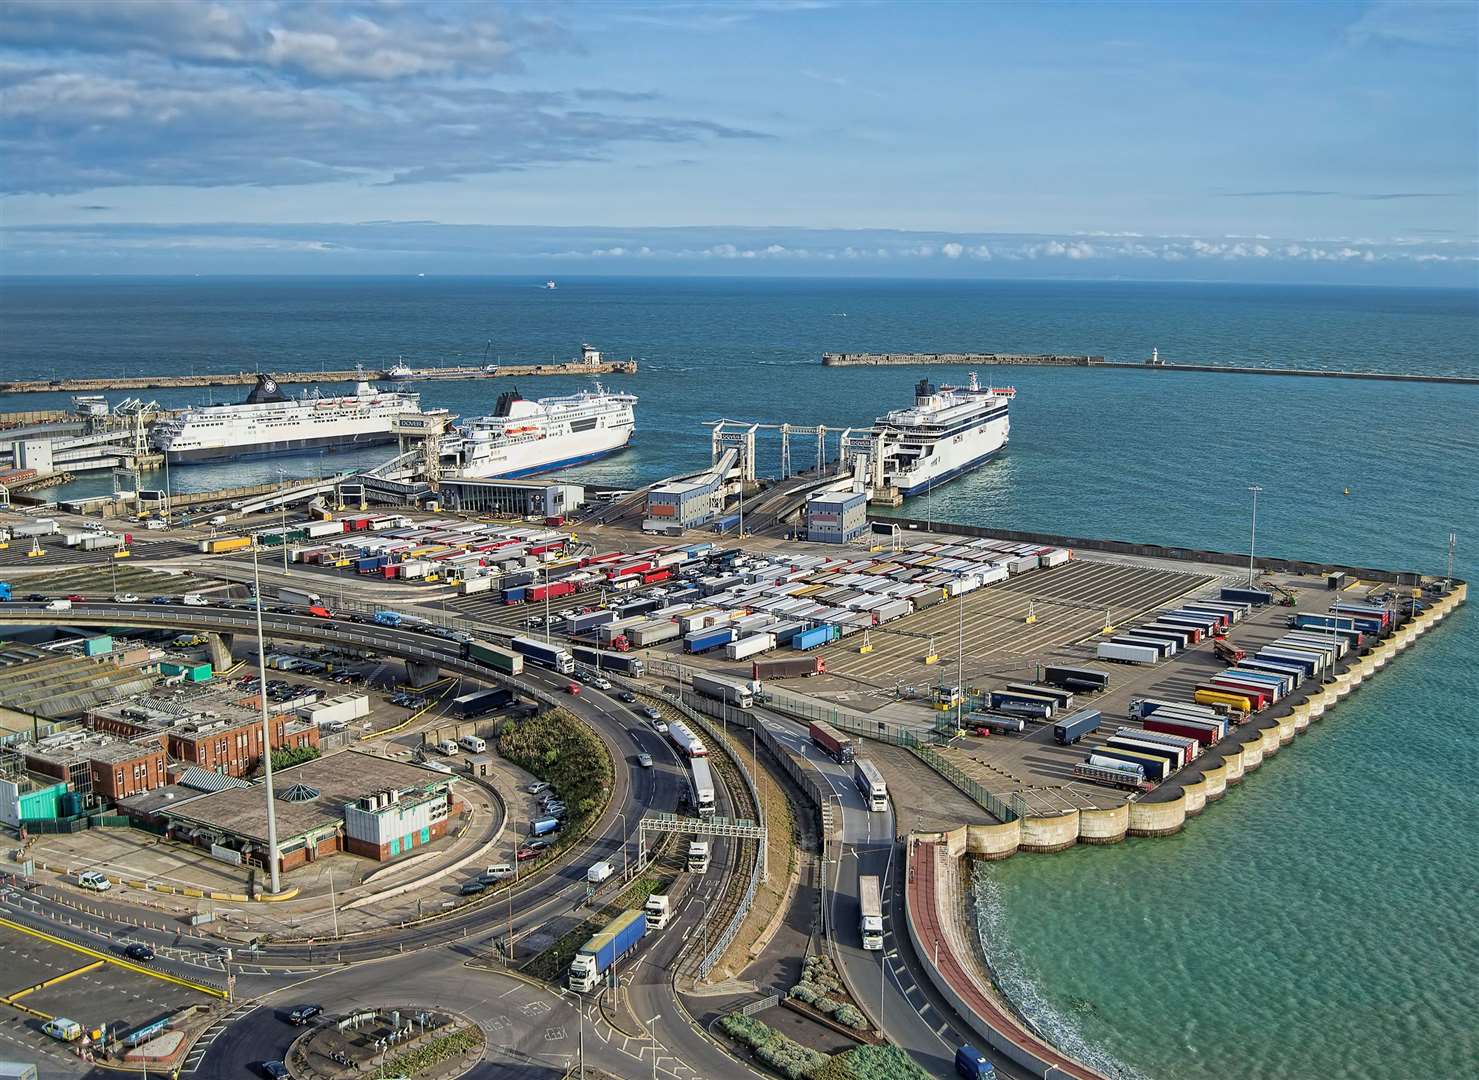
[286,1004,323,1026]
[480,864,515,883]
[515,846,542,862]
[459,880,487,896]
[42,1018,83,1042]
[257,1062,290,1080]
[122,942,155,962]
[527,782,549,795]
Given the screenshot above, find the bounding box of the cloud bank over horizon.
[0,1,1474,285]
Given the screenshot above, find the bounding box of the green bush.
[788,983,818,1005]
[720,1014,826,1080]
[825,1044,934,1080]
[382,1027,482,1077]
[498,710,612,846]
[269,745,321,771]
[831,1004,868,1031]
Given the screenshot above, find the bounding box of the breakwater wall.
[918,582,1464,858]
[0,360,638,395]
[879,515,1424,586]
[821,352,1479,385]
[823,352,1101,367]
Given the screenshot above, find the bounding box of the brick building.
[88,703,318,779]
[21,732,167,801]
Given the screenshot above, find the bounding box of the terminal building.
[153,752,462,874]
[644,476,720,533]
[805,489,869,544]
[88,700,320,780]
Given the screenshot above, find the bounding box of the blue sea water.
[3,275,1477,1078]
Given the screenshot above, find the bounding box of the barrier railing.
[758,688,1021,823]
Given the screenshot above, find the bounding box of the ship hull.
[896,444,1004,496]
[457,425,634,479]
[164,431,399,464]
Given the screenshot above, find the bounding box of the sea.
[3,276,1477,1078]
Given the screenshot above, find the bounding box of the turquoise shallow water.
[3,276,1477,1077]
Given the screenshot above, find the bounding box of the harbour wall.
[877,515,1424,586]
[918,581,1465,858]
[0,360,638,395]
[821,352,1479,385]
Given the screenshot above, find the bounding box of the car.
[42,1018,83,1042]
[525,838,551,851]
[544,804,567,818]
[527,782,549,795]
[642,706,662,721]
[617,691,637,703]
[145,518,168,530]
[589,676,612,691]
[150,595,173,605]
[65,594,85,602]
[286,1004,323,1025]
[566,683,581,695]
[515,846,542,862]
[77,870,111,892]
[25,593,45,602]
[114,593,140,603]
[652,720,668,734]
[122,942,155,962]
[257,1062,291,1080]
[637,753,653,768]
[459,880,487,896]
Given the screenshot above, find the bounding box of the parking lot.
[0,923,212,1069]
[0,562,214,599]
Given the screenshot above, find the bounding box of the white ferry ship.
[151,374,422,463]
[448,385,636,479]
[871,374,1014,496]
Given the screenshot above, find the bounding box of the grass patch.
[498,707,613,863]
[382,1027,483,1077]
[814,1044,934,1080]
[719,1014,828,1080]
[521,917,605,983]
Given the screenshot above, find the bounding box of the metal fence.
[760,688,1022,823]
[657,689,767,981]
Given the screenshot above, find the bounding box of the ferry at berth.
[871,374,1013,497]
[445,384,637,480]
[151,373,422,463]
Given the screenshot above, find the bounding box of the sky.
[0,0,1475,283]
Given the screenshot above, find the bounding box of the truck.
[1096,641,1160,665]
[986,693,1052,720]
[858,874,884,950]
[1212,638,1246,664]
[1073,759,1151,792]
[955,1044,996,1080]
[569,645,645,677]
[691,671,755,709]
[587,861,613,884]
[0,582,10,602]
[568,909,647,992]
[724,633,775,660]
[452,688,512,718]
[683,626,735,654]
[853,759,888,812]
[966,712,1025,735]
[510,635,576,674]
[278,587,322,607]
[793,624,837,651]
[752,656,825,680]
[809,720,854,764]
[467,639,525,676]
[689,758,716,816]
[687,840,711,873]
[44,599,72,612]
[530,817,561,837]
[1052,708,1101,745]
[1041,664,1110,692]
[373,610,404,627]
[644,893,672,931]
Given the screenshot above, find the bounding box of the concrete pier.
[821,352,1479,385]
[0,359,638,395]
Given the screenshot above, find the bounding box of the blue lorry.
[568,909,647,992]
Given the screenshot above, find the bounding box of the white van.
[457,735,487,754]
[436,740,460,756]
[44,599,72,612]
[145,518,167,530]
[182,593,209,606]
[77,871,111,892]
[480,863,515,883]
[586,861,613,884]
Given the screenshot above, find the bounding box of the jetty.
[821,352,1478,385]
[0,345,638,395]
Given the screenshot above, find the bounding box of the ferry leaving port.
[151,373,422,463]
[447,384,637,479]
[871,373,1014,496]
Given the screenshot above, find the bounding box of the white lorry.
[859,874,884,951]
[644,893,672,931]
[687,840,710,874]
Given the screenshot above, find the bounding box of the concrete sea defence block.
[965,821,1022,860]
[1181,778,1208,816]
[1290,703,1310,733]
[944,825,969,859]
[1078,802,1130,843]
[1277,715,1297,744]
[1128,793,1186,836]
[1260,726,1282,756]
[1019,810,1080,853]
[1240,737,1265,771]
[1202,762,1228,800]
[1223,746,1246,784]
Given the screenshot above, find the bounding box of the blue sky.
[0,0,1474,282]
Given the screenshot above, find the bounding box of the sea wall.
[926,584,1464,857]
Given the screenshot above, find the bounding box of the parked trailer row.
[1097,641,1161,665]
[1074,759,1152,791]
[1090,745,1171,782]
[1004,682,1073,710]
[1052,709,1101,745]
[1041,665,1110,692]
[1105,733,1186,772]
[967,712,1026,735]
[1119,725,1200,759]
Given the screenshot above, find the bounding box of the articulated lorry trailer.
[509,636,575,674]
[858,874,884,951]
[569,909,647,992]
[691,672,755,709]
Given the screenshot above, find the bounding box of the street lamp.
[251,543,282,895]
[559,988,585,1078]
[647,1013,661,1080]
[1246,484,1262,586]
